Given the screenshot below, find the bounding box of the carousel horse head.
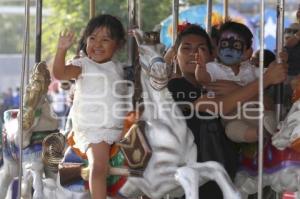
[4,61,58,149]
[131,28,172,91]
[0,62,59,199]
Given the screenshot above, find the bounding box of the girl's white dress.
[70,57,127,152]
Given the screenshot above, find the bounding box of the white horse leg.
[5,178,18,199]
[26,162,44,199]
[239,191,249,199]
[0,160,18,199]
[175,162,241,199]
[175,166,199,199]
[21,176,33,199]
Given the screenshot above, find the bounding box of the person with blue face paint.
[195,21,278,143]
[196,22,256,86]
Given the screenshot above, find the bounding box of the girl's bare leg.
[86,142,110,199]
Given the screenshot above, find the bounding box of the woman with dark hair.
[167,24,287,198]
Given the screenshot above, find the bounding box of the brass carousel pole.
[275,0,285,198]
[275,0,285,123]
[172,0,179,45]
[223,0,228,22]
[18,0,31,198]
[206,0,213,35]
[127,0,139,68]
[257,0,265,198]
[35,0,42,63]
[89,0,95,19]
[171,0,179,75]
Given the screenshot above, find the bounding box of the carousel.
[0,0,299,199]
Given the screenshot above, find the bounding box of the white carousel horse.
[117,29,240,199]
[29,30,240,199]
[175,161,241,199]
[272,99,300,150]
[0,62,59,199]
[235,98,300,198]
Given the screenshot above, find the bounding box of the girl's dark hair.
[218,21,253,49]
[174,24,213,54]
[81,14,126,55]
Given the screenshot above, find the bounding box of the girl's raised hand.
[57,30,75,50]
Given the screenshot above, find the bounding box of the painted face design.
[218,32,245,65]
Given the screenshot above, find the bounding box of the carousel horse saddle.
[117,120,152,169]
[44,119,152,193]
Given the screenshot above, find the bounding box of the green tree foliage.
[0,14,22,53]
[188,0,210,5]
[42,0,89,60]
[42,0,131,61]
[43,0,173,61]
[0,13,35,54]
[140,0,172,31]
[42,0,206,61]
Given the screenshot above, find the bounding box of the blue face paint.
[218,37,244,65]
[218,48,243,65]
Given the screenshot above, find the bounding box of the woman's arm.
[194,61,288,115]
[204,80,242,96]
[51,30,81,80]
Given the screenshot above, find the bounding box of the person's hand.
[195,48,207,82]
[278,50,288,63]
[128,27,143,46]
[204,80,242,96]
[264,60,288,86]
[57,30,75,50]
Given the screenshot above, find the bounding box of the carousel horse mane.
[23,61,51,130]
[18,61,58,148]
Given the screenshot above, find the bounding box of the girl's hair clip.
[177,22,192,34]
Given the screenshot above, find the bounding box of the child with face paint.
[195,21,276,143]
[196,21,256,86]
